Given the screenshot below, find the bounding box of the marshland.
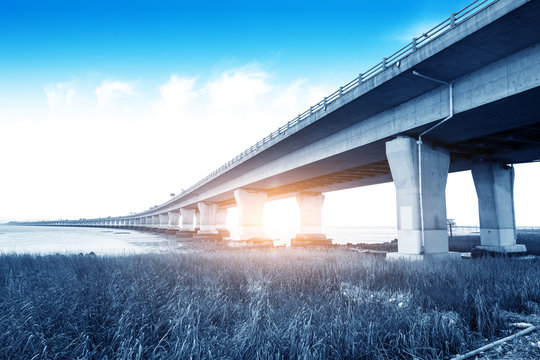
[1,243,539,359]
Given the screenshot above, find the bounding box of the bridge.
[28,0,540,259]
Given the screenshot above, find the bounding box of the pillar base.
[218,229,231,238]
[479,228,516,247]
[176,230,197,238]
[165,228,179,235]
[472,245,527,258]
[227,238,274,248]
[193,233,222,241]
[291,234,332,247]
[198,229,219,235]
[386,252,462,261]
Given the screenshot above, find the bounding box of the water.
[0,225,179,255]
[5,224,525,254]
[0,224,398,255]
[262,226,397,246]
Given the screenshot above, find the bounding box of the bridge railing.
[172,0,498,206]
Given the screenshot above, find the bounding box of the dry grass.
[0,248,539,359]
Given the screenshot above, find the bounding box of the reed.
[0,248,538,359]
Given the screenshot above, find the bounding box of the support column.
[168,211,180,230]
[292,192,331,246]
[216,208,230,238]
[195,211,201,231]
[195,202,219,239]
[471,161,526,255]
[159,213,169,231]
[177,208,196,238]
[385,136,459,260]
[152,215,160,230]
[233,188,271,245]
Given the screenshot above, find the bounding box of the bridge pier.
[216,208,230,238]
[195,202,219,239]
[385,136,459,260]
[177,208,196,238]
[291,192,331,246]
[159,213,169,231]
[195,210,201,232]
[471,161,526,255]
[167,211,180,233]
[232,188,271,245]
[139,217,146,229]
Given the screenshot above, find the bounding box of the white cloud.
[159,75,197,106]
[273,79,307,108]
[44,82,75,109]
[94,80,136,107]
[153,75,198,119]
[206,67,271,108]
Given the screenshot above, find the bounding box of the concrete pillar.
[159,213,168,229]
[385,136,456,259]
[197,202,219,235]
[292,192,330,246]
[216,208,228,230]
[180,208,195,231]
[297,192,324,234]
[471,161,526,254]
[234,188,268,240]
[195,211,201,231]
[168,211,180,229]
[152,215,160,229]
[146,216,153,228]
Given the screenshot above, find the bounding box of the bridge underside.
[240,86,540,201]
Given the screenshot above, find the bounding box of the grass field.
[353,232,540,256]
[0,249,539,359]
[448,233,540,255]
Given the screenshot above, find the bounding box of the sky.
[1,0,538,227]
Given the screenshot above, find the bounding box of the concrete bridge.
[28,0,540,259]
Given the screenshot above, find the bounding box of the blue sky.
[1,0,538,226]
[1,1,474,83]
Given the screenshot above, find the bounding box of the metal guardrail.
[172,0,498,203]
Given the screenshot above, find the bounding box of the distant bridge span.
[32,0,540,258]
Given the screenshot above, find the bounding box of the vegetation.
[353,232,540,255]
[0,249,539,359]
[448,232,540,255]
